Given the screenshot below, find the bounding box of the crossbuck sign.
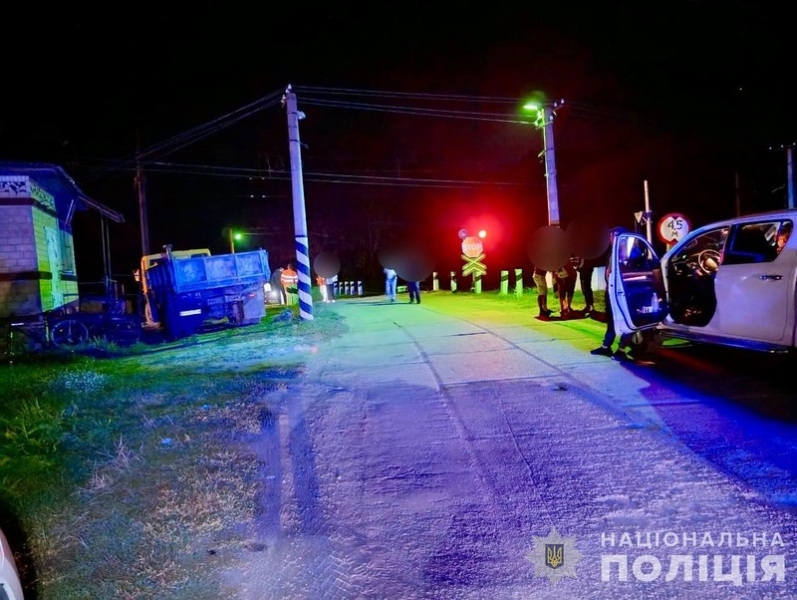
[461,235,487,276]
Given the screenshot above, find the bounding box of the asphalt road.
[220,293,797,599]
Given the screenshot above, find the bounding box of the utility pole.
[283,85,313,320]
[770,143,795,210]
[787,144,795,210]
[643,180,653,244]
[135,130,150,257]
[735,170,741,217]
[539,102,561,226]
[522,98,564,226]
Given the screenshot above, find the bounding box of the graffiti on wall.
[0,176,57,211]
[30,180,56,211]
[0,176,30,198]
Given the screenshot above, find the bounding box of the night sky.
[2,1,794,287]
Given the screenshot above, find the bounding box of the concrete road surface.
[221,293,796,599]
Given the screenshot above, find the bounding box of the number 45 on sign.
[657,213,691,246]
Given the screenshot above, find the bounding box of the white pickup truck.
[609,209,796,354]
[1,526,23,600]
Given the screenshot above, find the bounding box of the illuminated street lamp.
[228,229,243,253]
[523,98,564,226]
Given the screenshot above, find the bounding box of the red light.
[478,230,487,238]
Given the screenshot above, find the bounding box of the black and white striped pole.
[283,85,313,320]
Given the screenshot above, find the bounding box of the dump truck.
[144,246,271,340]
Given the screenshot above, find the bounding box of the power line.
[295,85,523,105]
[90,89,285,178]
[299,97,530,125]
[101,160,537,190]
[295,85,649,125]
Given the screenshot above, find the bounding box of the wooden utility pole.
[135,130,150,257]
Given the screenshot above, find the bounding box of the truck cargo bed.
[146,250,271,293]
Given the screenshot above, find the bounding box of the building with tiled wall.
[0,163,124,318]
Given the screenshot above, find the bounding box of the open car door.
[1,526,24,600]
[609,233,668,339]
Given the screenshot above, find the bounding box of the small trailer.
[4,295,141,351]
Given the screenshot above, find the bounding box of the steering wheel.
[697,249,721,275]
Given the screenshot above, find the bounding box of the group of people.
[270,263,339,304]
[532,255,597,319]
[384,268,421,304]
[534,227,634,361]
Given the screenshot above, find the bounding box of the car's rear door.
[714,218,797,345]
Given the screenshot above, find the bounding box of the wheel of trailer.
[50,319,90,347]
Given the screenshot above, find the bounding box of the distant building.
[0,162,124,318]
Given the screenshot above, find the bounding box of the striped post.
[515,268,523,298]
[500,270,509,295]
[450,271,457,292]
[295,236,313,319]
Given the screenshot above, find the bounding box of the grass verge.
[0,305,346,598]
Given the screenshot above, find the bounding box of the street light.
[228,229,243,253]
[522,98,564,226]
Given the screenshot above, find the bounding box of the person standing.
[554,256,578,318]
[407,280,421,304]
[384,267,397,302]
[591,227,633,360]
[316,274,328,302]
[575,254,599,316]
[532,265,553,318]
[326,273,338,302]
[281,263,298,305]
[270,266,286,304]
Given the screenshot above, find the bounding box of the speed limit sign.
[657,213,691,245]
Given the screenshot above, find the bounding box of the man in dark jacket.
[590,227,633,360]
[270,267,286,304]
